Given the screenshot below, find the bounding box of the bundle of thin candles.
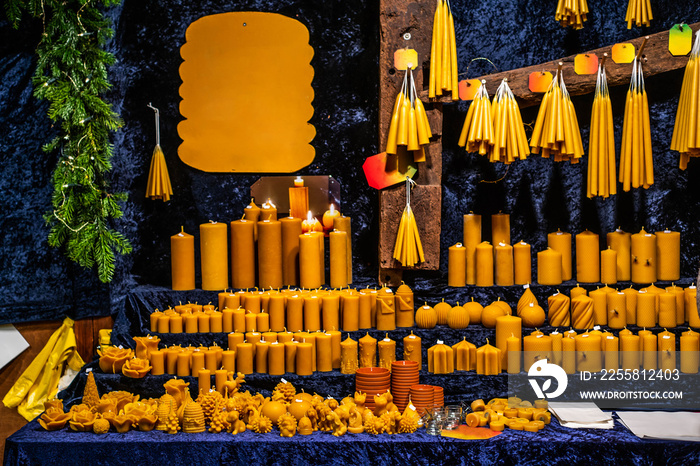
[587,55,617,198]
[555,0,588,29]
[457,80,493,156]
[489,78,529,163]
[625,0,652,29]
[671,30,700,170]
[393,179,424,268]
[428,0,458,100]
[145,104,173,201]
[386,69,432,161]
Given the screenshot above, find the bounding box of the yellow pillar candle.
[395,283,414,328]
[296,341,313,376]
[571,294,595,330]
[284,341,298,373]
[638,329,652,351]
[267,294,286,332]
[236,342,254,375]
[150,349,165,375]
[268,341,285,375]
[428,341,455,374]
[223,292,240,312]
[378,335,396,371]
[620,333,640,371]
[176,352,191,377]
[600,247,617,285]
[157,314,170,334]
[658,293,677,328]
[655,230,680,281]
[607,291,627,329]
[453,338,476,371]
[548,292,571,327]
[286,294,304,332]
[375,288,396,331]
[299,232,322,289]
[315,333,333,372]
[476,340,502,375]
[403,332,422,367]
[686,285,699,327]
[230,219,255,289]
[491,213,510,246]
[261,331,277,343]
[548,230,572,281]
[150,310,163,333]
[358,291,372,329]
[204,348,219,372]
[562,336,576,374]
[244,311,257,333]
[222,308,234,334]
[169,314,183,333]
[322,293,341,331]
[340,336,358,374]
[256,312,270,333]
[622,286,638,326]
[463,213,482,285]
[658,330,676,371]
[260,200,277,222]
[631,228,657,284]
[495,242,514,286]
[171,228,195,290]
[332,215,353,284]
[200,221,228,290]
[588,287,609,326]
[208,312,221,333]
[666,284,685,326]
[476,241,494,286]
[231,308,246,334]
[537,248,562,285]
[576,230,600,283]
[607,228,632,281]
[197,312,211,333]
[359,333,377,368]
[575,333,602,372]
[570,284,588,299]
[448,243,467,287]
[604,335,619,371]
[257,220,283,289]
[342,291,360,331]
[198,369,211,394]
[506,335,521,374]
[246,332,262,357]
[191,350,205,376]
[523,334,552,371]
[296,332,316,371]
[214,369,228,394]
[514,240,532,285]
[550,330,563,366]
[244,199,261,240]
[360,288,379,327]
[303,295,321,332]
[680,331,700,374]
[329,230,348,289]
[280,217,302,287]
[642,332,657,370]
[328,330,342,369]
[636,291,656,328]
[277,330,294,344]
[496,314,522,370]
[221,350,236,373]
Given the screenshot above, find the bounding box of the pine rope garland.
[6,0,131,283]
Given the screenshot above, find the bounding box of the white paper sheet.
[549,402,614,429]
[616,411,700,441]
[0,324,30,370]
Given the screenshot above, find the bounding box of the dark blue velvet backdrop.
[1,1,700,323]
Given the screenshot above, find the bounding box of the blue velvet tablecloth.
[5,414,700,466]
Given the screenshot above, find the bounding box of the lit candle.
[513,240,532,285]
[600,247,617,285]
[607,292,626,329]
[658,293,677,328]
[631,228,657,284]
[548,229,572,281]
[576,230,600,283]
[150,349,165,375]
[268,341,285,375]
[655,230,680,281]
[236,342,254,375]
[428,340,455,374]
[537,248,562,285]
[198,369,211,394]
[257,220,283,289]
[476,340,502,375]
[395,283,414,328]
[171,227,195,290]
[607,228,631,281]
[448,243,466,287]
[491,213,510,247]
[340,336,358,374]
[463,213,482,285]
[475,241,494,287]
[495,242,514,286]
[377,334,396,371]
[359,333,377,368]
[375,287,396,331]
[322,204,340,232]
[261,199,277,221]
[495,314,522,370]
[329,230,348,289]
[230,218,255,289]
[200,221,228,291]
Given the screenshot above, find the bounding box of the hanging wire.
[147,103,160,146]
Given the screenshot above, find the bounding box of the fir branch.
[9,0,131,283]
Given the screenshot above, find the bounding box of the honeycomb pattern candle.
[588,287,609,326]
[636,291,656,328]
[514,240,532,285]
[680,331,700,374]
[686,285,698,327]
[620,333,641,371]
[604,335,619,371]
[576,230,600,283]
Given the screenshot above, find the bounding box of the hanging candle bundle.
[489,78,530,163]
[587,56,617,198]
[625,0,652,29]
[386,69,432,161]
[145,104,173,201]
[428,0,458,100]
[555,0,588,29]
[393,179,425,268]
[671,30,700,170]
[619,50,653,191]
[457,80,494,156]
[530,64,584,162]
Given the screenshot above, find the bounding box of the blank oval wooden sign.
[178,12,316,173]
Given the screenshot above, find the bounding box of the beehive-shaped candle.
[428,341,454,374]
[394,283,414,328]
[182,401,206,433]
[452,338,476,371]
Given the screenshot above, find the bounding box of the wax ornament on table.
[672,30,700,169]
[555,0,588,29]
[530,64,584,162]
[392,179,424,267]
[625,0,652,28]
[386,67,431,161]
[145,104,173,201]
[428,0,458,100]
[458,80,494,156]
[619,50,653,192]
[487,79,530,163]
[587,57,617,199]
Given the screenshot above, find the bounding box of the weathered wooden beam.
[421,22,699,108]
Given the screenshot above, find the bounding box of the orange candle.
[575,333,602,372]
[296,341,313,376]
[169,314,183,333]
[680,331,700,374]
[236,342,254,375]
[514,240,532,285]
[329,230,348,289]
[666,284,685,326]
[359,333,377,368]
[523,333,553,370]
[495,242,514,286]
[620,333,640,371]
[191,350,205,375]
[475,241,494,287]
[284,340,298,373]
[327,330,342,369]
[230,219,255,289]
[150,310,163,333]
[636,291,656,328]
[658,330,676,371]
[246,332,262,356]
[571,294,595,330]
[333,215,353,285]
[195,312,209,333]
[607,228,631,281]
[198,369,211,394]
[289,179,309,220]
[222,350,236,372]
[255,340,270,373]
[622,286,638,325]
[548,229,572,281]
[548,292,571,327]
[256,312,270,333]
[268,294,286,332]
[658,293,677,328]
[261,199,277,221]
[209,312,222,333]
[686,285,699,327]
[491,213,510,246]
[222,308,234,333]
[604,335,619,371]
[280,217,302,287]
[403,332,422,367]
[377,334,396,371]
[299,232,321,289]
[607,292,626,329]
[171,227,195,290]
[655,230,680,281]
[323,204,340,231]
[277,330,294,344]
[476,340,502,375]
[631,228,657,284]
[463,213,482,285]
[231,308,245,333]
[562,335,576,374]
[150,349,165,375]
[322,293,341,331]
[200,221,228,291]
[395,283,414,328]
[286,294,304,332]
[600,247,617,285]
[303,295,321,332]
[550,330,563,366]
[375,288,396,331]
[214,369,228,394]
[176,352,191,377]
[157,314,170,334]
[537,248,562,285]
[244,198,261,238]
[257,220,283,289]
[642,332,657,370]
[495,314,522,370]
[315,333,333,372]
[448,243,467,287]
[576,230,600,283]
[268,341,286,375]
[340,336,358,374]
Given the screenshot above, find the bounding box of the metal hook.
[147,103,160,146]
